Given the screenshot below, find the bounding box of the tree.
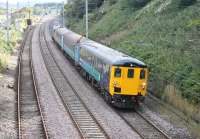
[125,0,151,9]
[180,0,197,6]
[66,0,104,19]
[109,0,117,5]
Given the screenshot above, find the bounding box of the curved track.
[17,26,49,139]
[48,21,172,139]
[39,23,109,139]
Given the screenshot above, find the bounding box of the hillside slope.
[65,0,200,126]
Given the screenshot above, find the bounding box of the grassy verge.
[0,23,23,72]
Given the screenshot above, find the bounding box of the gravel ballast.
[44,21,141,139]
[0,47,18,139]
[32,23,81,139]
[142,96,193,139]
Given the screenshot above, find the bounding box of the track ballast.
[39,23,108,139]
[17,26,48,139]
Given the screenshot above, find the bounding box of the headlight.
[142,82,146,89]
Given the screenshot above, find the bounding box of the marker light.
[142,82,146,89]
[114,81,117,87]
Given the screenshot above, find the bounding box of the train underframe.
[103,91,145,108]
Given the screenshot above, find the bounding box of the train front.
[109,59,148,108]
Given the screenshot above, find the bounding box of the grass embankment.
[65,0,200,137]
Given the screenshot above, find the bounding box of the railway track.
[39,23,108,139]
[73,70,172,138]
[45,20,171,139]
[116,109,171,139]
[17,26,48,139]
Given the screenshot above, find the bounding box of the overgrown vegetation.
[0,8,24,72]
[126,0,151,9]
[0,28,22,71]
[180,0,197,6]
[64,0,200,130]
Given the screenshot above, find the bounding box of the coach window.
[114,68,121,77]
[140,69,146,79]
[86,51,90,63]
[81,48,86,60]
[127,69,134,78]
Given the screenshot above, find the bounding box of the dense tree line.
[65,0,197,19]
[128,0,151,8]
[65,0,104,19]
[180,0,197,6]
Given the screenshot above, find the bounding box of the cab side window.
[127,69,134,78]
[114,68,121,77]
[140,69,146,79]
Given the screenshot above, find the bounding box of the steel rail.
[135,109,171,139]
[17,29,29,139]
[17,26,48,139]
[30,27,49,139]
[39,23,109,139]
[46,21,170,139]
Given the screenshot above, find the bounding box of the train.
[52,26,148,108]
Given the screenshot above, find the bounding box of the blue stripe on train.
[58,35,75,59]
[79,59,101,81]
[63,45,75,60]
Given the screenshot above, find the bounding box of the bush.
[130,0,151,8]
[65,0,85,19]
[180,0,197,6]
[89,0,104,8]
[109,0,117,5]
[66,0,104,19]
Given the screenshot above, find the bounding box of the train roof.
[79,39,146,67]
[55,27,83,46]
[54,27,146,67]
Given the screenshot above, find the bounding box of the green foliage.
[65,0,85,19]
[0,23,22,72]
[66,0,104,19]
[109,0,118,5]
[90,0,104,8]
[182,71,200,104]
[65,0,200,105]
[125,0,151,9]
[180,0,197,6]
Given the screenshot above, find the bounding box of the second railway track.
[17,26,48,139]
[44,20,172,139]
[116,108,171,139]
[39,23,108,139]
